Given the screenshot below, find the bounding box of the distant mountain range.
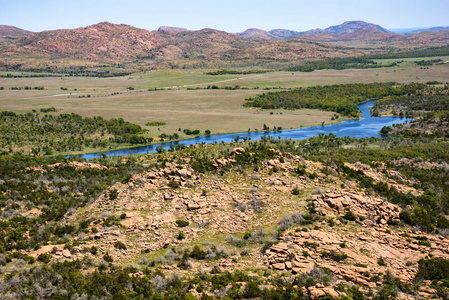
[390,26,449,34]
[0,20,448,72]
[236,21,390,39]
[157,26,188,32]
[407,26,449,34]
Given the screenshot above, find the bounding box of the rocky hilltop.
[237,28,277,39]
[1,20,448,72]
[17,141,448,299]
[303,20,391,35]
[2,22,165,60]
[0,25,32,38]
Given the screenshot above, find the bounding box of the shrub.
[304,241,318,250]
[261,241,275,253]
[79,219,90,230]
[177,231,185,240]
[190,245,206,260]
[176,220,189,227]
[114,241,127,250]
[241,249,250,256]
[243,281,261,298]
[37,253,52,263]
[377,257,387,266]
[278,215,293,231]
[418,240,431,247]
[168,180,180,188]
[109,189,119,200]
[415,257,449,281]
[329,251,348,262]
[146,121,166,126]
[343,210,357,221]
[103,253,114,263]
[226,235,244,247]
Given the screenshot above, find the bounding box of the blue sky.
[1,0,448,32]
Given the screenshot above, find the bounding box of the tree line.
[244,82,426,117]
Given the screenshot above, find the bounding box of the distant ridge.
[303,20,391,35]
[158,26,189,32]
[237,28,276,39]
[0,25,32,38]
[295,28,449,45]
[240,21,392,40]
[408,26,449,34]
[269,29,302,39]
[1,21,448,72]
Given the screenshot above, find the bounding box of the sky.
[1,0,448,33]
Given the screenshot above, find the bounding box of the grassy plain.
[1,63,448,140]
[372,55,449,68]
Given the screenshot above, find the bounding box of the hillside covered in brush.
[1,21,448,73]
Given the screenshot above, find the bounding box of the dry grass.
[1,64,448,139]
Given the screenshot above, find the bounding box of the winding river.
[81,100,407,160]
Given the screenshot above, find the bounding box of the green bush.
[343,210,357,221]
[103,253,114,263]
[109,189,119,200]
[377,257,387,266]
[146,121,166,126]
[177,231,185,240]
[168,180,180,188]
[114,241,127,250]
[190,245,206,260]
[415,257,449,281]
[37,253,52,263]
[90,246,98,255]
[176,220,189,227]
[329,251,348,262]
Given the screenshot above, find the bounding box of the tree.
[156,145,165,153]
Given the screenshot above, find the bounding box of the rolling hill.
[0,25,32,38]
[303,20,391,35]
[0,22,366,72]
[0,20,448,73]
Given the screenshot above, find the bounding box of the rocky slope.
[0,22,366,71]
[20,144,449,299]
[1,21,448,72]
[1,22,165,61]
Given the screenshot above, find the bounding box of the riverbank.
[81,100,408,160]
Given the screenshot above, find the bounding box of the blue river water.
[81,100,407,160]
